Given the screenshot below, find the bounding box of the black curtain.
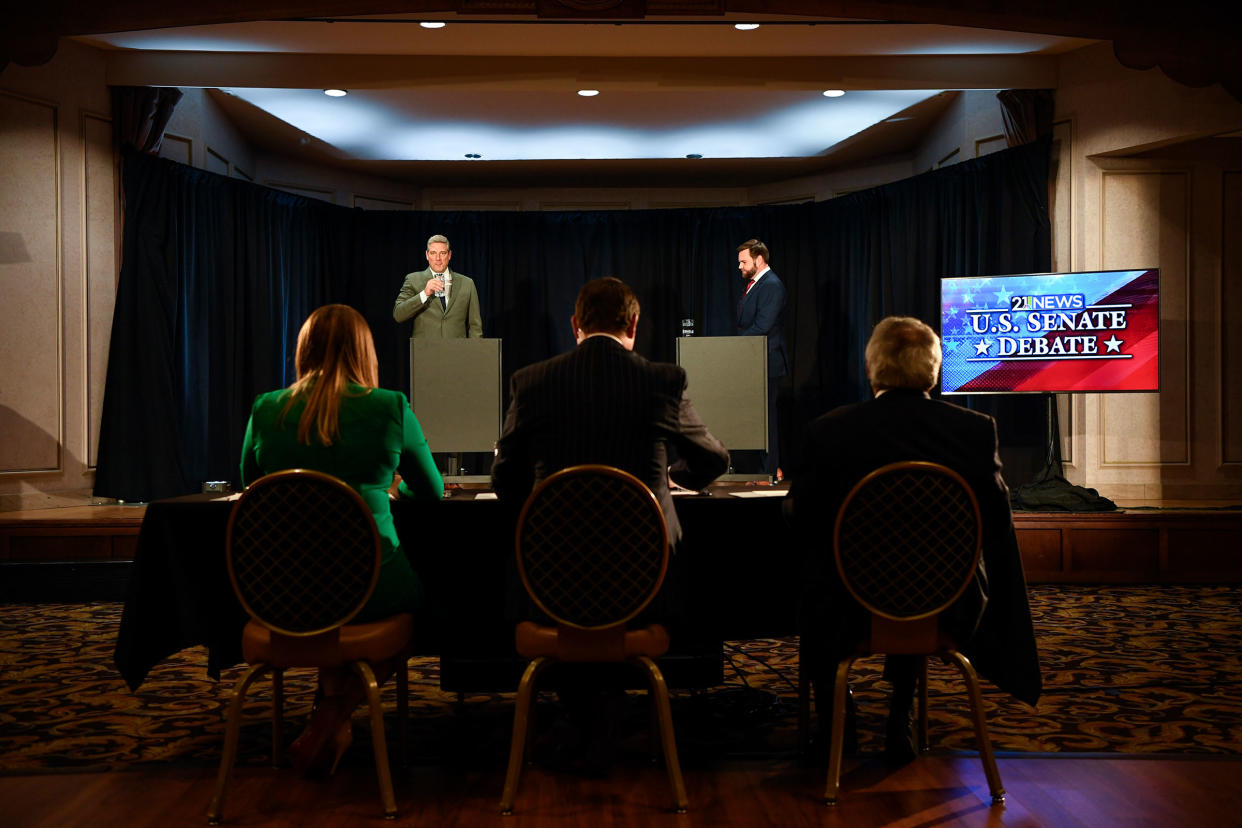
[95,140,1051,502]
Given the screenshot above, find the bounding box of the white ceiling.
[78,15,1097,184]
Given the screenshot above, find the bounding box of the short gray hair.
[427,234,450,250]
[865,316,941,391]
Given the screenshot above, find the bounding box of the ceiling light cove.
[323,88,347,97]
[823,89,846,97]
[223,88,942,161]
[419,22,446,29]
[734,23,760,31]
[577,89,600,97]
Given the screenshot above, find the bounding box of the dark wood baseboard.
[1014,509,1242,583]
[4,504,1242,603]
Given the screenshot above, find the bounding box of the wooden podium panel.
[676,335,767,451]
[410,338,501,453]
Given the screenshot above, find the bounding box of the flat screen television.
[940,268,1160,395]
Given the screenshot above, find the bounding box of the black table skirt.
[113,488,800,692]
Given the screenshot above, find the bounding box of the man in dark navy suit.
[788,316,1041,762]
[735,239,788,479]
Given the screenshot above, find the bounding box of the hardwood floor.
[6,753,1241,827]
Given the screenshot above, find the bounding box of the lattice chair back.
[226,468,381,636]
[834,461,981,624]
[516,464,670,630]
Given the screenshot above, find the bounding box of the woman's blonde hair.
[280,304,379,445]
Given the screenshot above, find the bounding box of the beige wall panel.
[159,133,192,166]
[429,201,520,211]
[0,92,61,472]
[974,134,1007,158]
[355,195,413,211]
[539,201,630,211]
[1224,171,1242,464]
[1050,120,1074,274]
[265,181,334,203]
[205,147,229,177]
[1099,171,1190,467]
[83,113,115,468]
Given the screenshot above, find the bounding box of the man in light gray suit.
[393,234,483,338]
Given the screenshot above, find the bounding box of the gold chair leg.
[397,654,410,766]
[824,657,855,806]
[500,657,549,815]
[352,661,399,820]
[635,656,688,813]
[797,636,811,756]
[648,692,659,764]
[271,668,284,768]
[945,651,1005,804]
[207,662,270,825]
[917,656,928,753]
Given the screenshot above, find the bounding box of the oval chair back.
[835,460,981,631]
[516,464,669,630]
[227,468,381,636]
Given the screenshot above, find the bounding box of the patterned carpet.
[2,585,1241,774]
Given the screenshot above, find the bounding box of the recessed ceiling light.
[685,153,703,159]
[734,23,760,31]
[577,89,600,97]
[323,88,347,97]
[822,89,846,98]
[420,22,446,29]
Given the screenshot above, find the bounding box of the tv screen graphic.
[940,268,1160,395]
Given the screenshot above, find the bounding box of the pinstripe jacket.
[491,334,729,543]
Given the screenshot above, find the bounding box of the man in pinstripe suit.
[491,277,729,543]
[491,276,728,776]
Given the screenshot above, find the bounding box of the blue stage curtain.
[95,140,1050,502]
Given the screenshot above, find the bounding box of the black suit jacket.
[491,335,729,544]
[787,388,1042,706]
[736,270,789,379]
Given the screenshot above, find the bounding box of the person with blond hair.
[240,303,443,775]
[788,315,1040,763]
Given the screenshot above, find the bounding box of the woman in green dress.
[240,303,443,775]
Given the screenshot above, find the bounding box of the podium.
[676,335,768,481]
[410,338,502,482]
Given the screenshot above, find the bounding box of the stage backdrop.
[95,140,1051,502]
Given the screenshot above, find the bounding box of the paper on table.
[212,492,243,501]
[728,489,788,498]
[474,492,499,500]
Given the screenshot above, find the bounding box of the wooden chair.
[814,461,1005,806]
[207,469,411,824]
[499,464,688,815]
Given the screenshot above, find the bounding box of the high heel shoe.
[289,698,347,778]
[326,719,353,776]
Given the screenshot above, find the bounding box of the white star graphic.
[995,286,1013,304]
[1103,335,1123,353]
[974,339,992,356]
